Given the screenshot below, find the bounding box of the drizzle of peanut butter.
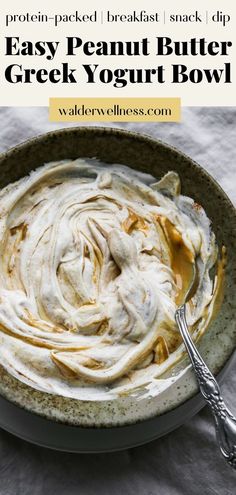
[154,336,169,364]
[122,208,148,235]
[155,216,195,306]
[10,222,28,240]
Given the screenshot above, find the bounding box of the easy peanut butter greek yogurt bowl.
[0,127,235,430]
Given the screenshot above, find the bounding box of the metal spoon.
[175,264,236,469]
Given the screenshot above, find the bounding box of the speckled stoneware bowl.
[0,126,235,452]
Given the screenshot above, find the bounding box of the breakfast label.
[0,0,235,116]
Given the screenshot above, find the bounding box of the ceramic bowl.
[0,126,235,452]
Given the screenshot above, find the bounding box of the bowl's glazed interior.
[0,126,235,427]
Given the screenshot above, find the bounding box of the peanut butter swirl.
[0,159,222,400]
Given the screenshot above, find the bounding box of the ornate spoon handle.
[175,304,236,469]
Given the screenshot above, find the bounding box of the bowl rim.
[0,124,235,425]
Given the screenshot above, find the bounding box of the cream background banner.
[0,0,235,106]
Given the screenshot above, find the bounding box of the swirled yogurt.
[0,159,223,401]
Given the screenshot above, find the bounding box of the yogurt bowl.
[0,126,235,451]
